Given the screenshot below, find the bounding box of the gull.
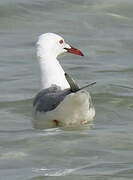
[33,33,95,129]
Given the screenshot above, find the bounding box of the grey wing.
[64,73,80,92]
[64,73,96,92]
[33,85,71,112]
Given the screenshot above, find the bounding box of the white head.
[37,33,84,59]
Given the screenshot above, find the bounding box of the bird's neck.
[38,55,70,90]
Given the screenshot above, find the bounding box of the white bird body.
[37,33,70,90]
[33,90,95,129]
[33,33,95,129]
[38,56,70,90]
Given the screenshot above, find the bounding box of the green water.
[0,0,133,179]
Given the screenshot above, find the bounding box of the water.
[0,0,133,179]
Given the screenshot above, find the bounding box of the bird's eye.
[59,39,63,44]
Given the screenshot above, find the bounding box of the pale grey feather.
[64,73,96,92]
[64,73,79,92]
[33,73,96,113]
[33,85,71,112]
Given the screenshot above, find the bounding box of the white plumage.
[33,33,95,129]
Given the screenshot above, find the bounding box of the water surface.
[0,0,133,179]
